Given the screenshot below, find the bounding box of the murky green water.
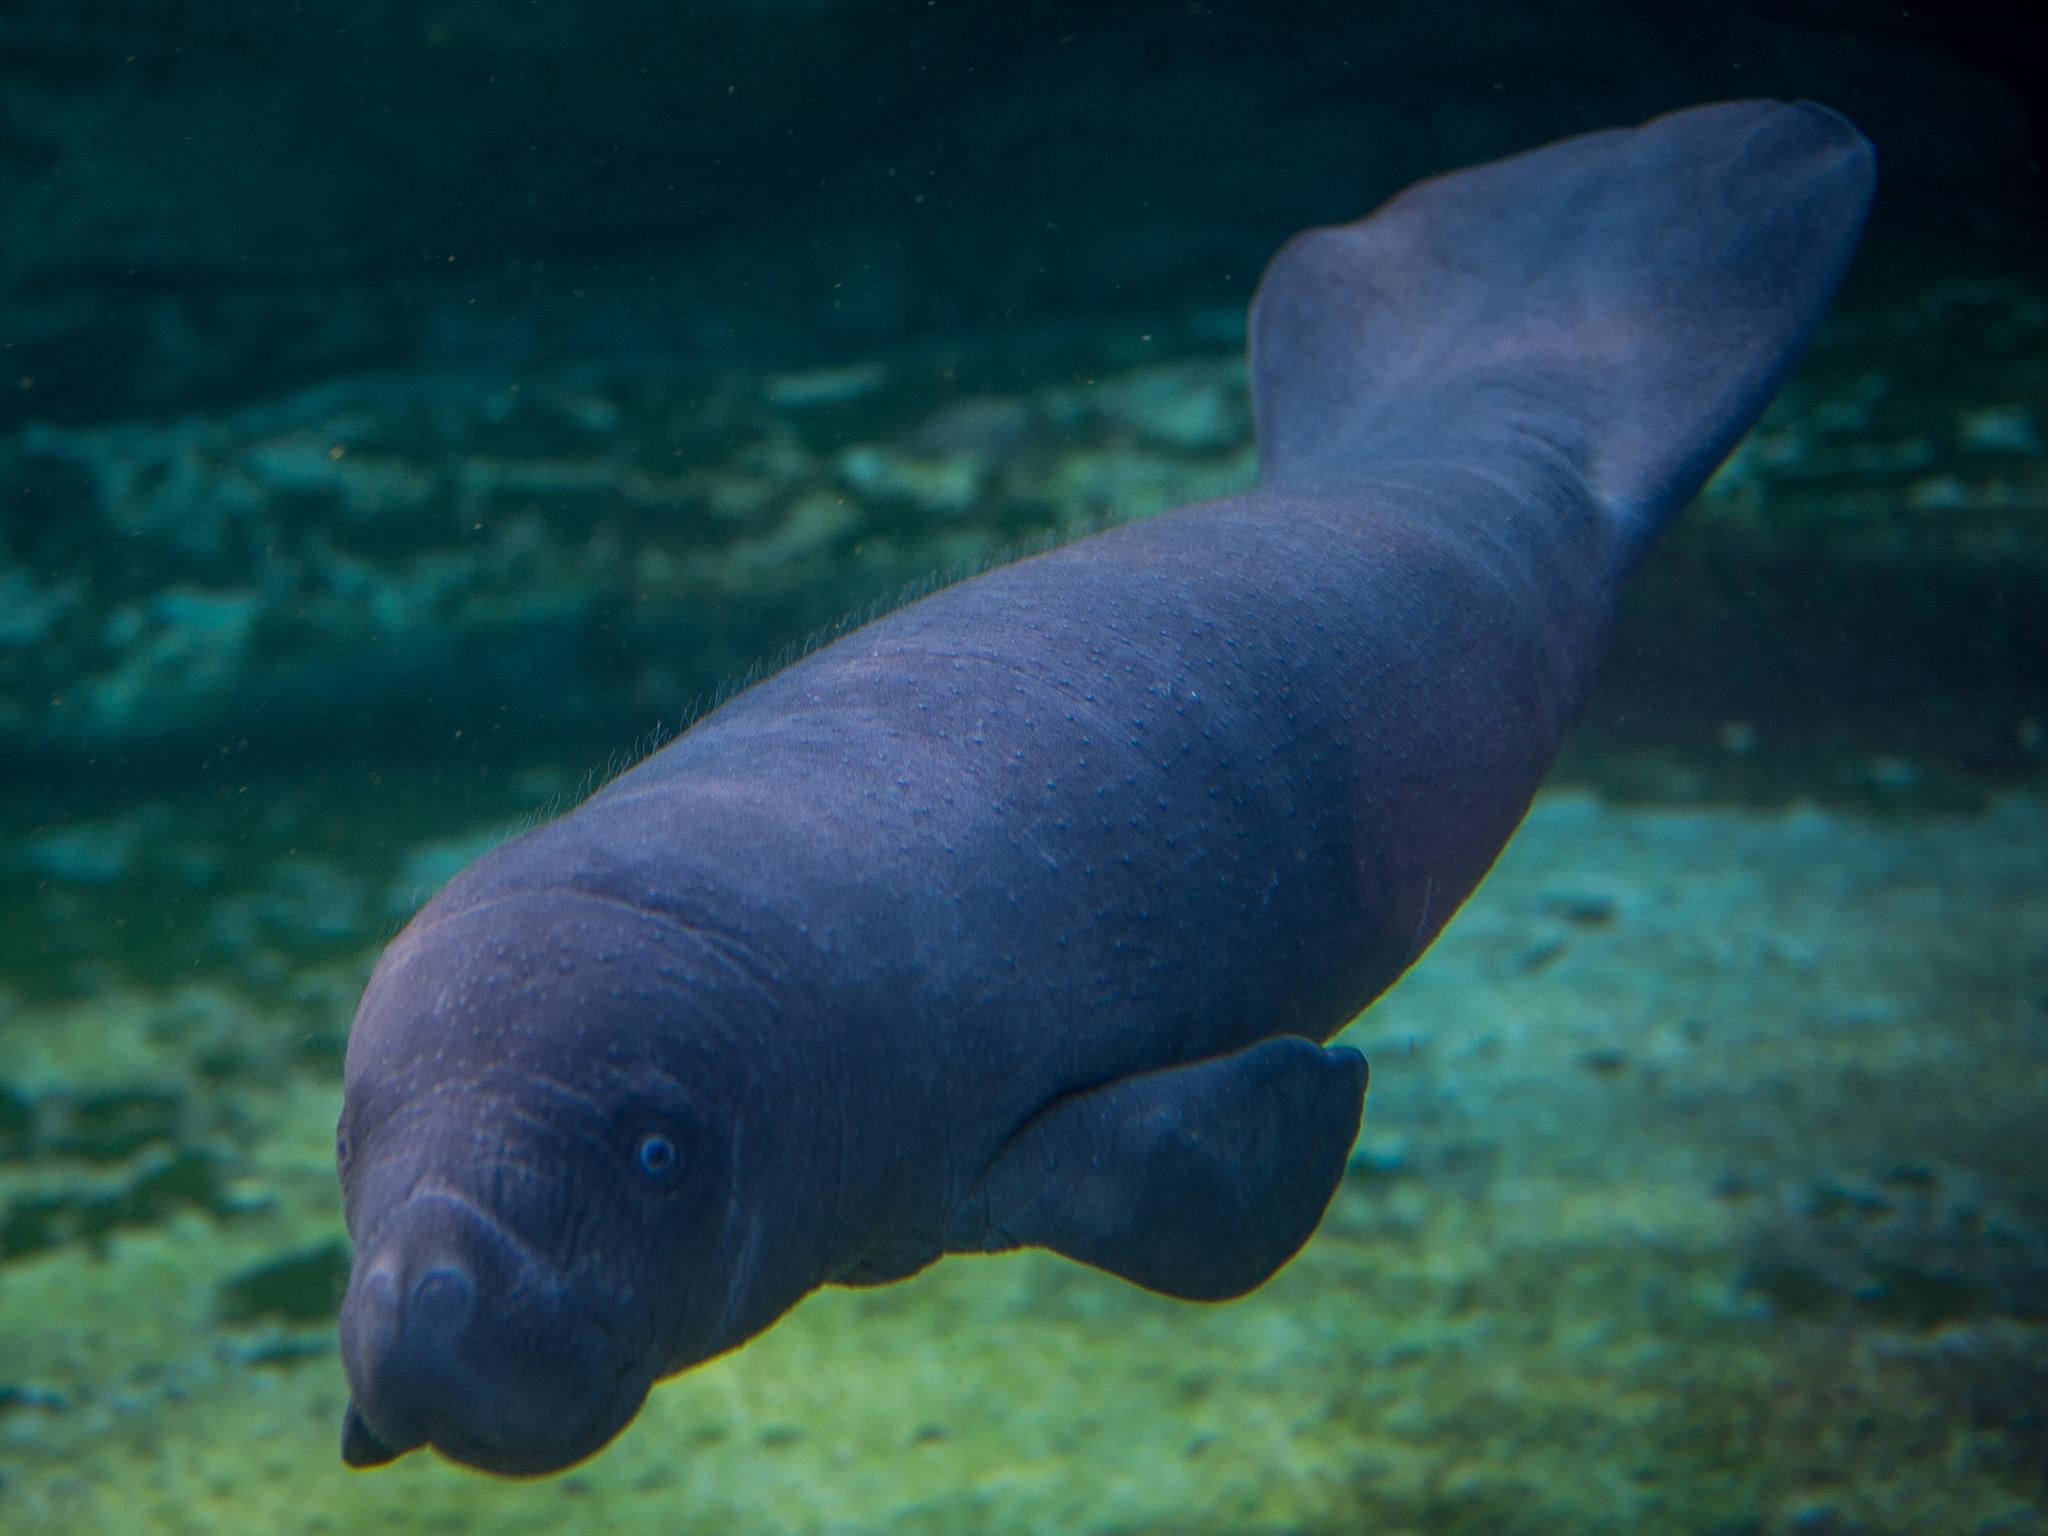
[4,8,2046,1532]
[3,742,2045,1532]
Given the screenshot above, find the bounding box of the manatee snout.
[339,1189,646,1476]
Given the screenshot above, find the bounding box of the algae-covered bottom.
[0,761,2043,1535]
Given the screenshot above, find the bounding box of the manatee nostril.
[409,1265,475,1338]
[361,1262,399,1308]
[339,1188,647,1475]
[348,1262,402,1344]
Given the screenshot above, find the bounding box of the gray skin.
[337,100,1875,1476]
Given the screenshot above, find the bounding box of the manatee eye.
[335,1126,352,1173]
[635,1131,681,1181]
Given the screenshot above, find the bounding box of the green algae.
[1,766,2042,1534]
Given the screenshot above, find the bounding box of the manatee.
[336,100,1875,1475]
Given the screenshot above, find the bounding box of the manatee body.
[337,100,1875,1475]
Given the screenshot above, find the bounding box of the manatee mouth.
[339,1189,651,1477]
[343,1338,649,1477]
[453,1353,647,1477]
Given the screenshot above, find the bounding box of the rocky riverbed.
[0,754,2043,1533]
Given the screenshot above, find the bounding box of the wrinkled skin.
[335,101,1873,1476]
[337,893,824,1474]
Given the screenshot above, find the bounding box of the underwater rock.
[1958,405,2043,456]
[0,1144,234,1264]
[836,446,984,515]
[1738,1168,2048,1334]
[0,1086,32,1161]
[216,1242,352,1328]
[0,274,2040,773]
[0,1079,213,1172]
[764,364,891,410]
[0,1385,65,1416]
[907,397,1038,460]
[1088,362,1250,452]
[50,1087,184,1165]
[18,812,164,887]
[249,861,374,946]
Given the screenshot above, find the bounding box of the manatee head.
[335,884,800,1476]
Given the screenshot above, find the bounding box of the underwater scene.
[2,4,2044,1533]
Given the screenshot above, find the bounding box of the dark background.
[1,0,2038,427]
[0,0,2042,790]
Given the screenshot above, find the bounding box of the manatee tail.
[1249,99,1875,575]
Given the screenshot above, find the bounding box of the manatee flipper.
[947,1037,1368,1301]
